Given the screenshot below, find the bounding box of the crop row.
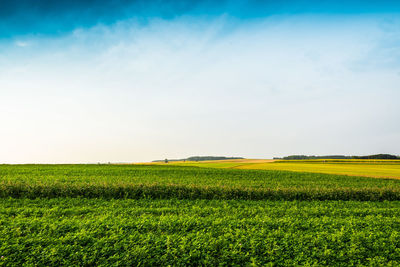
[1,164,400,200]
[0,198,399,266]
[2,182,400,201]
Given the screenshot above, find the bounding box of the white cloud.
[14,40,30,47]
[1,15,400,163]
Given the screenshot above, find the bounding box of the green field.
[1,164,400,200]
[1,198,400,266]
[1,164,400,265]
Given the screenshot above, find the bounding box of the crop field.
[1,198,400,266]
[168,159,400,179]
[1,164,400,265]
[1,164,400,200]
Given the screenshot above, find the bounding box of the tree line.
[274,154,399,160]
[152,156,244,163]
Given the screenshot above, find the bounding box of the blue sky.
[2,0,400,39]
[1,1,400,163]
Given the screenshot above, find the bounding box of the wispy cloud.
[1,0,400,39]
[14,40,30,47]
[0,14,399,163]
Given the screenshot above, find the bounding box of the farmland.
[168,159,400,179]
[1,164,400,200]
[1,163,400,265]
[1,198,400,266]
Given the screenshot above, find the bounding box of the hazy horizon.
[1,1,400,163]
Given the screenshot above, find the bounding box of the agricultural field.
[1,164,400,200]
[1,163,400,265]
[168,159,400,179]
[1,198,400,266]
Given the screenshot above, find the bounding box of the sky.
[1,0,400,163]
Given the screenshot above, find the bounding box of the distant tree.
[280,154,399,160]
[186,156,244,161]
[283,155,311,160]
[352,154,399,159]
[152,156,244,162]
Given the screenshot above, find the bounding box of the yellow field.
[156,159,400,179]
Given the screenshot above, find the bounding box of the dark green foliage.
[185,156,244,161]
[152,156,244,162]
[281,154,399,160]
[0,198,399,266]
[352,154,399,159]
[1,164,400,200]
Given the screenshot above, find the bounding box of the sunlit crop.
[1,164,400,200]
[169,159,400,179]
[1,164,400,265]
